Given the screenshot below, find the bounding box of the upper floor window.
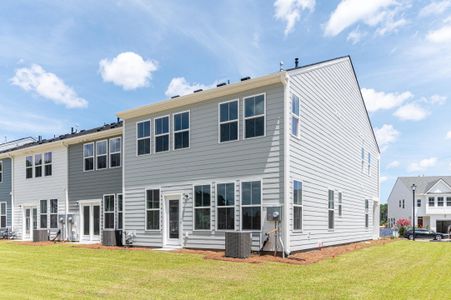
[417,199,421,207]
[146,189,160,230]
[26,156,33,179]
[217,183,235,230]
[293,180,302,230]
[0,161,3,183]
[291,95,300,137]
[155,116,170,153]
[173,111,190,150]
[50,199,58,228]
[447,197,451,207]
[40,199,47,229]
[402,199,405,209]
[194,185,211,230]
[83,143,94,171]
[104,195,115,229]
[96,141,108,170]
[241,181,261,231]
[399,200,401,208]
[328,190,334,230]
[0,202,6,228]
[244,94,265,139]
[428,197,435,206]
[109,137,121,168]
[137,120,151,156]
[219,100,238,143]
[367,153,371,176]
[44,152,52,176]
[437,197,444,207]
[35,154,42,178]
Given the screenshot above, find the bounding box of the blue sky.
[1,0,451,201]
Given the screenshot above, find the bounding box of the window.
[244,94,265,139]
[367,153,371,176]
[447,197,451,207]
[109,137,121,168]
[137,120,151,155]
[50,199,58,228]
[291,95,300,137]
[328,190,334,229]
[437,197,444,207]
[117,194,123,230]
[338,192,343,217]
[146,189,160,230]
[0,202,6,228]
[241,181,261,231]
[104,195,115,229]
[219,100,238,143]
[361,147,365,172]
[34,154,42,178]
[83,143,94,171]
[154,116,170,152]
[96,140,108,170]
[44,152,52,176]
[399,200,401,208]
[194,185,211,230]
[417,199,421,207]
[293,180,302,230]
[173,111,190,150]
[365,199,369,228]
[40,200,47,229]
[0,161,2,183]
[217,183,235,230]
[402,199,405,209]
[429,197,435,206]
[26,156,33,179]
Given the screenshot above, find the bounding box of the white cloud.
[324,0,399,37]
[419,1,451,17]
[426,24,451,43]
[374,124,400,151]
[380,176,388,183]
[361,88,413,112]
[387,160,400,169]
[426,94,447,105]
[393,103,430,121]
[446,131,451,139]
[408,157,437,172]
[376,17,407,36]
[347,27,367,44]
[274,0,315,36]
[165,77,217,98]
[10,64,87,109]
[99,52,158,90]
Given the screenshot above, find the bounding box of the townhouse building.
[117,56,380,253]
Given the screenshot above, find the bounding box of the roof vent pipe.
[295,58,299,68]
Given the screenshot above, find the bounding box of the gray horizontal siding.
[0,158,12,227]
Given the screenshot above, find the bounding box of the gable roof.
[398,176,451,194]
[0,137,36,152]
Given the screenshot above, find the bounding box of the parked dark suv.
[403,228,444,240]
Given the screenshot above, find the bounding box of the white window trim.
[154,115,170,153]
[365,199,369,229]
[292,179,303,232]
[95,140,108,171]
[290,94,301,139]
[34,153,43,178]
[109,137,122,168]
[26,156,33,179]
[117,193,123,230]
[216,182,235,232]
[240,180,263,232]
[243,93,266,140]
[218,99,239,144]
[144,187,161,232]
[83,142,95,172]
[437,196,445,207]
[40,199,48,229]
[136,119,152,156]
[328,189,334,231]
[0,160,3,183]
[367,153,371,176]
[103,194,115,230]
[192,183,213,232]
[446,196,451,207]
[44,152,52,177]
[338,191,343,218]
[173,110,190,151]
[428,197,435,207]
[0,201,7,228]
[49,199,58,229]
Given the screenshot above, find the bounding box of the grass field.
[0,240,449,299]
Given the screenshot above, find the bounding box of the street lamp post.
[412,184,416,241]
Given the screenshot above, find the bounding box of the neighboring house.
[117,56,380,253]
[387,176,451,233]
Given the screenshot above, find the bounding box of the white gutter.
[282,74,291,255]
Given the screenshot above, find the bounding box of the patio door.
[80,201,100,242]
[24,207,37,240]
[165,195,181,247]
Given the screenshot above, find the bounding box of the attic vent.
[171,95,180,99]
[193,89,203,93]
[216,82,226,87]
[241,76,251,81]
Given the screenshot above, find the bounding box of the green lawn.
[0,240,449,299]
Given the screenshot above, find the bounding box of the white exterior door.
[23,207,37,240]
[164,194,182,247]
[79,200,101,242]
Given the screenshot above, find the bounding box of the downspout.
[63,141,69,241]
[121,120,126,246]
[9,154,14,232]
[282,73,291,255]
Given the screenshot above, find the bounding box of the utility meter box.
[266,206,282,221]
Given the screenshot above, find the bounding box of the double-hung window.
[428,197,435,207]
[137,120,151,155]
[417,199,421,207]
[173,111,190,150]
[217,183,235,230]
[34,154,42,178]
[367,153,371,176]
[117,194,123,230]
[241,181,261,231]
[109,137,121,168]
[447,197,451,207]
[291,95,300,137]
[155,116,170,153]
[40,200,47,229]
[44,152,52,176]
[96,141,108,170]
[365,199,369,228]
[402,199,405,209]
[293,180,302,230]
[26,156,33,179]
[0,202,6,228]
[437,197,444,207]
[0,161,3,183]
[361,147,365,172]
[50,199,58,228]
[244,94,265,138]
[83,143,94,171]
[219,100,238,143]
[194,185,211,230]
[338,192,343,217]
[104,195,115,229]
[146,189,160,230]
[328,190,334,230]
